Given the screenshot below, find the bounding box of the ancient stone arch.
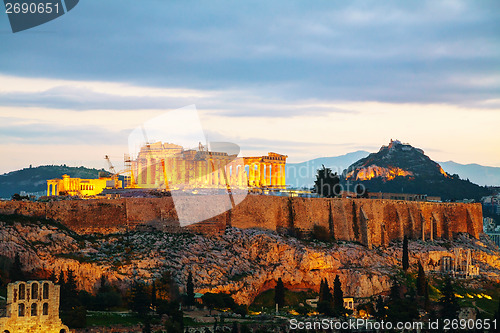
[0,280,70,333]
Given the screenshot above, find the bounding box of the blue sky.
[0,0,499,173]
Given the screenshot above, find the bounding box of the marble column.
[146,158,152,186]
[213,160,219,186]
[259,163,265,187]
[280,164,286,188]
[271,164,277,187]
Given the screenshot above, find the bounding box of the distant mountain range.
[439,161,500,187]
[285,151,370,189]
[0,148,498,199]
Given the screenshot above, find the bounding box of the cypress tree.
[49,270,57,283]
[402,236,409,271]
[130,281,150,316]
[375,296,386,320]
[186,272,195,307]
[389,277,401,303]
[274,278,285,308]
[318,279,325,303]
[58,270,66,288]
[439,277,459,319]
[151,281,157,308]
[333,275,345,317]
[66,269,78,300]
[416,262,426,296]
[424,282,430,311]
[9,254,25,282]
[318,278,333,315]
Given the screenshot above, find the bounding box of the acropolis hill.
[0,195,483,247]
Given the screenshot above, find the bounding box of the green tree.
[202,292,236,315]
[156,270,179,303]
[355,184,369,198]
[9,254,25,282]
[94,275,122,310]
[49,270,57,283]
[318,278,333,315]
[402,236,409,271]
[424,282,430,311]
[386,277,418,323]
[66,269,78,299]
[388,276,401,305]
[58,270,66,286]
[59,269,81,312]
[130,281,151,316]
[332,275,345,317]
[416,262,426,296]
[186,271,195,307]
[439,277,459,319]
[314,165,340,198]
[60,305,87,328]
[274,278,285,309]
[151,281,157,308]
[375,296,386,320]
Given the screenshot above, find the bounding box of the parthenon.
[131,142,287,190]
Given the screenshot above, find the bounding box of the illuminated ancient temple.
[131,142,287,190]
[46,174,122,197]
[45,142,287,196]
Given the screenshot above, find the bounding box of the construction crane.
[104,155,121,189]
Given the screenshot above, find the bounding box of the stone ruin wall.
[0,196,483,246]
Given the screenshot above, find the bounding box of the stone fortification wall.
[0,195,482,246]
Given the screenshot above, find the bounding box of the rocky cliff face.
[1,217,499,305]
[0,196,483,248]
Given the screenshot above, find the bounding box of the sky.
[0,0,499,174]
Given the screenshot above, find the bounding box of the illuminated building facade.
[131,142,287,190]
[0,280,69,333]
[46,174,122,197]
[45,142,287,196]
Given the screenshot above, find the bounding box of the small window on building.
[31,303,37,316]
[18,303,25,316]
[31,283,39,300]
[43,303,49,315]
[19,284,25,300]
[43,283,49,299]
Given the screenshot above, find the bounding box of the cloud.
[0,120,127,145]
[1,0,500,172]
[0,0,498,106]
[0,76,361,117]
